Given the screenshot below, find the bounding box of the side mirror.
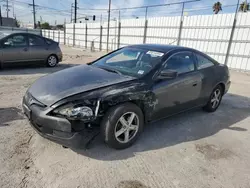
[158,69,178,80]
[3,41,12,47]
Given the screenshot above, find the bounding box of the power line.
[7,0,85,16]
[59,0,68,9]
[2,0,11,18]
[77,0,200,11]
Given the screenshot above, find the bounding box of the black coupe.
[22,44,231,149]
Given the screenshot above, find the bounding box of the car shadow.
[0,107,25,127]
[73,93,250,160]
[0,63,80,75]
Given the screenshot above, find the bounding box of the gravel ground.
[0,45,250,188]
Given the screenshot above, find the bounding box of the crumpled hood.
[28,65,135,106]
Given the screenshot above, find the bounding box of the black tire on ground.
[203,84,223,112]
[46,55,58,67]
[100,103,144,149]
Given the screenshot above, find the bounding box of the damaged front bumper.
[22,100,99,149]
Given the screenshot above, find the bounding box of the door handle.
[192,82,198,87]
[23,48,28,51]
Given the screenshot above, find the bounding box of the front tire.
[100,103,144,149]
[46,55,58,67]
[203,85,223,112]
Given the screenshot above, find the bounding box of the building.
[0,17,17,27]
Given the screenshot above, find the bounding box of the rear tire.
[100,103,144,149]
[46,55,58,67]
[203,85,223,112]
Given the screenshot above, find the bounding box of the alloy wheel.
[114,112,139,144]
[211,89,221,109]
[48,56,57,67]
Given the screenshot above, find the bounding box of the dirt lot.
[0,45,250,188]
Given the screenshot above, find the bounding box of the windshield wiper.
[98,66,122,75]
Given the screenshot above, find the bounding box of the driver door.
[151,51,202,120]
[1,34,29,63]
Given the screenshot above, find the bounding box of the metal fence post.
[48,30,50,38]
[73,24,75,46]
[64,26,66,45]
[85,24,88,49]
[143,7,148,44]
[100,25,103,51]
[143,20,148,44]
[177,2,185,46]
[53,30,55,40]
[58,31,60,43]
[40,29,42,36]
[224,1,240,65]
[117,22,121,49]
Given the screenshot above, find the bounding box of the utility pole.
[74,0,77,23]
[32,0,36,29]
[118,10,121,22]
[107,0,111,51]
[71,3,73,23]
[0,6,2,26]
[100,14,102,26]
[6,0,9,18]
[2,0,12,18]
[12,0,14,18]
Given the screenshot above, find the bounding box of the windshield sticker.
[146,51,164,57]
[138,70,144,75]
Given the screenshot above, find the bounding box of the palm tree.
[213,2,222,14]
[239,1,250,12]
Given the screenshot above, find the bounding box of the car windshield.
[0,32,8,39]
[92,48,164,78]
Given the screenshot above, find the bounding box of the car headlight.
[53,104,93,119]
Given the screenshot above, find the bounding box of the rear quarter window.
[195,53,215,70]
[45,38,55,45]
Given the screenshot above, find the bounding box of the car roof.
[127,44,193,53]
[0,31,42,37]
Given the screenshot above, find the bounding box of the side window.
[2,34,27,48]
[196,54,214,70]
[29,35,45,46]
[163,52,195,74]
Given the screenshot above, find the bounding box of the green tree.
[213,2,222,14]
[40,22,51,29]
[56,24,64,29]
[16,20,21,28]
[239,1,250,12]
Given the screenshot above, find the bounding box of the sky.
[0,0,239,25]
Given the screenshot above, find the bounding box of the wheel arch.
[47,54,59,61]
[101,99,148,124]
[215,82,226,95]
